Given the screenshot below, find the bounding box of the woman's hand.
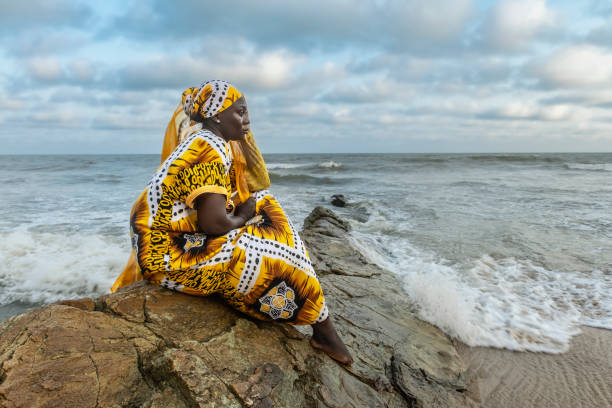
[196,193,253,236]
[235,197,256,221]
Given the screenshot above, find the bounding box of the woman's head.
[182,80,249,141]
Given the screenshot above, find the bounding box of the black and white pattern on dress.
[171,201,195,222]
[252,189,271,201]
[189,229,240,271]
[195,130,232,172]
[234,191,317,296]
[314,301,329,323]
[161,277,184,292]
[146,130,231,226]
[235,232,316,295]
[146,131,199,226]
[130,230,138,250]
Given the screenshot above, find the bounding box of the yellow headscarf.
[182,80,243,120]
[163,81,271,198]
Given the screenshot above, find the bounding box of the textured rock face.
[0,207,478,408]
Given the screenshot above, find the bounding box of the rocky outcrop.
[0,207,478,408]
[330,194,347,207]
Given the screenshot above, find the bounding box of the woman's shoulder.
[174,129,232,170]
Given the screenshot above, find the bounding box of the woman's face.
[216,97,250,141]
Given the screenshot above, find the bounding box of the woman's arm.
[196,194,256,236]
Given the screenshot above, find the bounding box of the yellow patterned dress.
[128,129,328,325]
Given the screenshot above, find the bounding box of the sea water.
[0,153,610,353]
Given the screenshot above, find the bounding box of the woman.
[112,80,352,364]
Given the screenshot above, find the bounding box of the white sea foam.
[266,161,343,170]
[566,163,612,172]
[0,229,128,305]
[266,163,304,170]
[350,230,612,353]
[318,161,343,168]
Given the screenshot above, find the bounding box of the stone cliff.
[0,207,478,407]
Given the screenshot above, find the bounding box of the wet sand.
[458,327,612,408]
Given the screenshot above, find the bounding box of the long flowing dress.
[125,129,328,325]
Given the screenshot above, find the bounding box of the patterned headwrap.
[182,80,243,120]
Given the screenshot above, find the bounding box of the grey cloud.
[105,0,475,56]
[17,57,102,89]
[91,113,163,131]
[1,29,91,57]
[469,0,566,56]
[474,104,592,122]
[539,93,612,109]
[113,48,307,94]
[0,1,93,32]
[319,81,398,104]
[349,53,518,90]
[116,58,203,91]
[586,22,612,49]
[589,0,612,15]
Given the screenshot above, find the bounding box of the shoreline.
[457,325,612,407]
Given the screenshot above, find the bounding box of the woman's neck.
[200,122,229,142]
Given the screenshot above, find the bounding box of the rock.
[331,194,347,207]
[0,207,479,408]
[57,298,96,311]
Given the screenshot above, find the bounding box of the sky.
[1,0,611,154]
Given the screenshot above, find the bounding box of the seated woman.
[111,80,352,364]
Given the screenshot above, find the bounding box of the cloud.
[24,57,100,86]
[589,0,612,16]
[481,0,557,52]
[0,1,92,32]
[29,109,84,128]
[321,78,400,104]
[1,30,91,57]
[539,90,612,108]
[68,59,96,83]
[388,0,474,50]
[531,44,612,88]
[106,0,474,55]
[116,47,304,92]
[586,22,612,49]
[28,57,65,82]
[91,112,162,131]
[478,102,592,122]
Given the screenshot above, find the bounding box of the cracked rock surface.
[0,207,479,408]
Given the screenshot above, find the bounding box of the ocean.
[0,153,610,353]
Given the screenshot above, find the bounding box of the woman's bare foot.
[311,317,353,365]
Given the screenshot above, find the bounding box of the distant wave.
[564,163,612,172]
[399,154,566,166]
[8,159,97,173]
[399,156,449,164]
[317,161,343,169]
[466,154,565,163]
[269,173,343,185]
[448,181,492,187]
[267,161,345,171]
[66,173,124,185]
[266,163,304,170]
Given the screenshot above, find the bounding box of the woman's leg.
[225,190,353,363]
[311,316,353,365]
